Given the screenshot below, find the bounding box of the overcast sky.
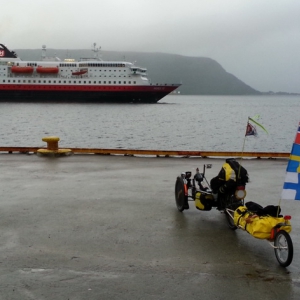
[1,0,300,93]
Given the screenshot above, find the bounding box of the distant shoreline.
[261,92,300,96]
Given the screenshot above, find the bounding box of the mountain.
[14,48,261,95]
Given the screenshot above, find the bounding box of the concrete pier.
[0,154,299,299]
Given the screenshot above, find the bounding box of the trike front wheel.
[175,177,186,212]
[274,230,293,267]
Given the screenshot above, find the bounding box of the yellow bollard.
[42,136,60,150]
[37,136,73,156]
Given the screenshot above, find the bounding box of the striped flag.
[281,122,300,200]
[245,122,257,136]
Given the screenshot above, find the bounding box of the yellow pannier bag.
[234,206,291,240]
[194,191,214,211]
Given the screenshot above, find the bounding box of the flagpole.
[277,199,282,217]
[238,117,249,179]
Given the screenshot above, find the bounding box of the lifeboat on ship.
[11,66,34,73]
[36,66,59,74]
[72,69,88,76]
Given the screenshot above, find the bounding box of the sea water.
[0,95,299,152]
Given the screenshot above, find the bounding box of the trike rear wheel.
[224,199,242,230]
[225,209,237,230]
[274,230,293,267]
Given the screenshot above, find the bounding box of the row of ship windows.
[1,68,129,74]
[60,69,127,72]
[77,63,126,68]
[2,79,137,84]
[22,63,127,68]
[0,67,128,72]
[2,75,145,80]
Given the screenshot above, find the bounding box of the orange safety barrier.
[0,147,290,158]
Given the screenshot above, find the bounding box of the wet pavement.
[0,154,299,300]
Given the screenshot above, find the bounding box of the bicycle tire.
[225,209,237,230]
[175,177,185,212]
[274,230,293,267]
[224,197,242,230]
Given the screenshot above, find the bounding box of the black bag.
[245,201,264,215]
[245,201,281,217]
[263,205,282,217]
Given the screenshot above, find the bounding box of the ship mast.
[41,45,47,60]
[92,43,101,60]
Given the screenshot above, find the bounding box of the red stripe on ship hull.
[0,84,180,103]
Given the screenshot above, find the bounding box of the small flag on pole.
[281,122,300,200]
[240,116,267,171]
[245,122,257,136]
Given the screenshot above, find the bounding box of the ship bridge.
[130,67,147,75]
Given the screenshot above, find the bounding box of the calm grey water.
[0,95,299,152]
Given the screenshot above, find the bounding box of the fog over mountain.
[15,48,261,95]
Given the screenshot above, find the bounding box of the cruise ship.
[0,44,180,103]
